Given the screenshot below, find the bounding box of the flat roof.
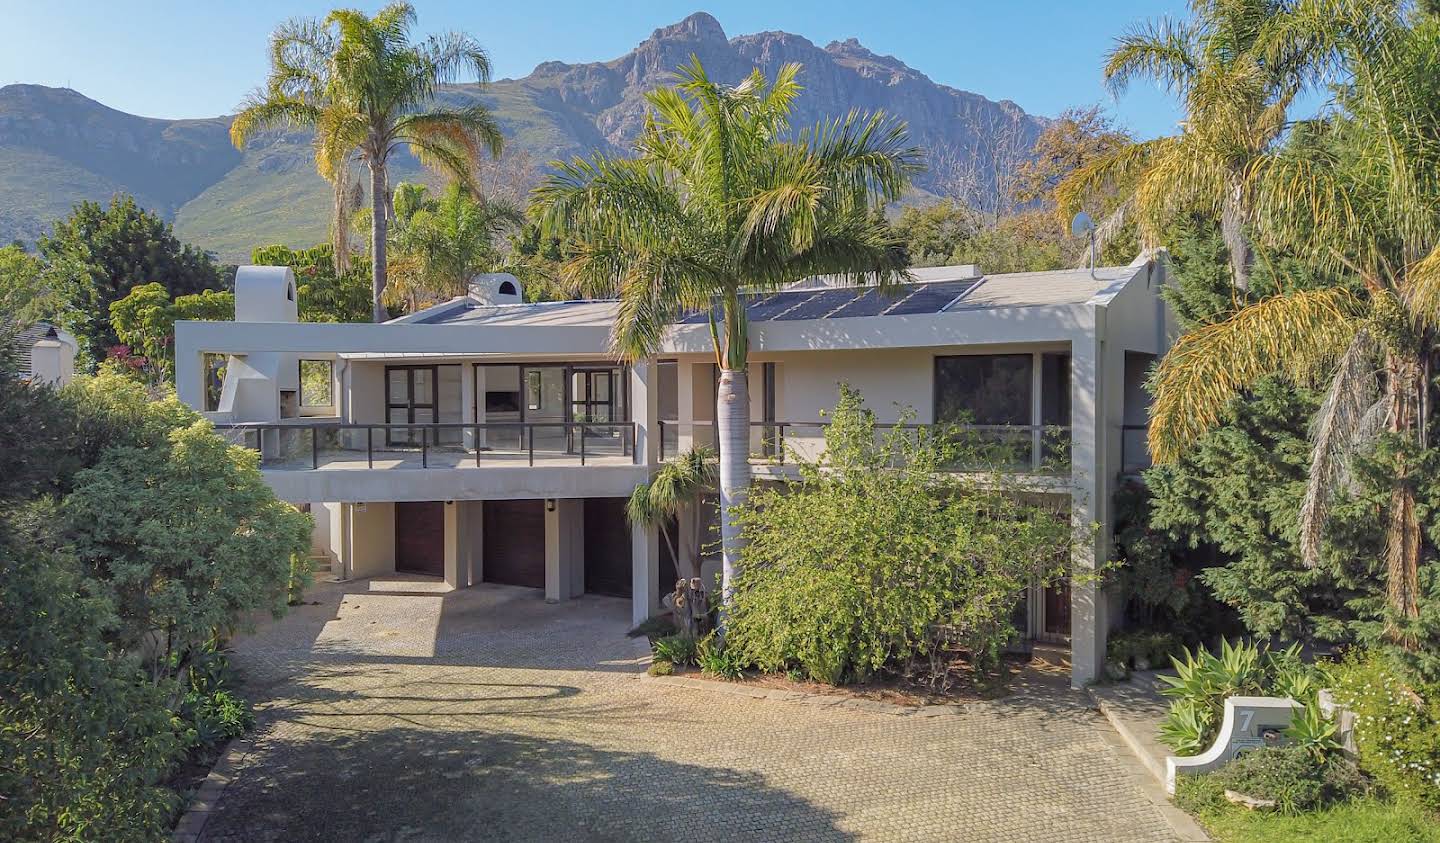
[408,264,1140,329]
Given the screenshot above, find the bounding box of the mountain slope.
[0,12,1045,262]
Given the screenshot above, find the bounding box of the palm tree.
[1148,0,1440,647]
[626,446,719,635]
[387,182,522,309]
[533,58,919,608]
[232,2,503,322]
[1058,0,1311,290]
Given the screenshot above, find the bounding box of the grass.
[1188,797,1440,843]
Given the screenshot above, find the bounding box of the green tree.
[63,391,310,690]
[726,386,1076,686]
[232,2,504,322]
[381,181,522,311]
[626,446,718,636]
[533,59,919,606]
[892,202,977,267]
[110,284,234,382]
[251,243,374,322]
[0,245,88,348]
[37,196,224,362]
[1149,1,1440,653]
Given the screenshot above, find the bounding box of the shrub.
[1331,652,1440,811]
[696,632,745,680]
[652,634,698,667]
[726,386,1077,687]
[1180,746,1366,815]
[647,660,676,677]
[179,647,254,749]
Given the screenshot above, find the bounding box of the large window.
[299,359,334,409]
[934,354,1033,426]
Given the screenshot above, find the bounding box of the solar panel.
[882,280,977,315]
[772,288,864,321]
[745,291,816,321]
[827,285,909,318]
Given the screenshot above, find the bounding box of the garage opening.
[395,501,445,576]
[583,497,632,597]
[483,499,545,589]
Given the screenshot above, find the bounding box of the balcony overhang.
[258,463,649,504]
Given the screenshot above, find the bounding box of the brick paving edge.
[171,735,255,843]
[1088,686,1210,842]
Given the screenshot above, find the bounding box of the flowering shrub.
[1331,653,1440,811]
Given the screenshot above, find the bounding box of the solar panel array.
[677,280,980,325]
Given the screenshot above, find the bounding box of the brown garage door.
[395,501,445,576]
[483,499,545,589]
[584,497,632,598]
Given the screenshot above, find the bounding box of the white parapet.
[1165,695,1303,793]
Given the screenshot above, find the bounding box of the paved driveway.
[195,578,1183,842]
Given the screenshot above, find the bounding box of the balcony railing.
[215,422,636,471]
[657,420,1072,475]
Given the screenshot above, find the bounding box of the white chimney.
[468,272,523,305]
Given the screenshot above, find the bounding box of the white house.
[175,255,1176,686]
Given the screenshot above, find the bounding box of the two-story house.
[175,253,1174,685]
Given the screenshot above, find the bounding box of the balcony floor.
[259,449,634,472]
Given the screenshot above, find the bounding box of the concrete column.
[630,359,660,467]
[474,365,488,449]
[1069,323,1110,687]
[544,498,585,602]
[175,349,204,410]
[461,362,476,450]
[443,500,461,589]
[676,359,696,454]
[632,519,660,625]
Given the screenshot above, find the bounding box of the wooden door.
[395,501,445,576]
[1043,578,1071,638]
[583,497,632,598]
[483,499,545,589]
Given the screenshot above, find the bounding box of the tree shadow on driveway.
[199,726,854,842]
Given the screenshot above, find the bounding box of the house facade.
[175,255,1175,686]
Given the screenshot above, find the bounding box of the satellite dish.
[1070,211,1096,239]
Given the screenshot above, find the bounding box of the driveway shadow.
[199,726,854,842]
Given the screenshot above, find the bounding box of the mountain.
[0,12,1047,263]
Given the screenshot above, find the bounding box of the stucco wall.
[349,502,395,579]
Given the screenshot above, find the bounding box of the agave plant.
[1159,698,1216,755]
[1285,703,1342,762]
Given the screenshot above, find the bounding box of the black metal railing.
[656,420,1072,475]
[214,421,636,471]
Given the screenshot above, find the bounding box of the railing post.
[1032,424,1042,472]
[312,426,319,470]
[580,423,587,466]
[367,425,373,469]
[528,426,534,467]
[475,425,481,467]
[778,423,786,465]
[421,425,428,468]
[658,419,665,461]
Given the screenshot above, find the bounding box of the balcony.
[657,421,1072,475]
[216,422,637,471]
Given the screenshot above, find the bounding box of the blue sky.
[0,1,1192,138]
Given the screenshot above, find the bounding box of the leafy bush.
[1331,653,1440,811]
[647,660,676,677]
[726,386,1077,687]
[179,647,254,748]
[652,634,698,667]
[1177,746,1366,815]
[696,632,745,680]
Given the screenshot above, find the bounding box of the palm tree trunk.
[716,368,750,610]
[1383,351,1424,643]
[331,161,352,276]
[1221,183,1253,293]
[369,161,388,323]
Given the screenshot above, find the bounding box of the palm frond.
[1149,287,1365,462]
[1105,16,1199,97]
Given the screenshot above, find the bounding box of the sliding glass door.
[386,366,436,445]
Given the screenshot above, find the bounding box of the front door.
[1043,578,1071,640]
[395,501,445,577]
[386,366,437,446]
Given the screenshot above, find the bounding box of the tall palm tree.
[627,446,719,635]
[533,58,919,608]
[1148,0,1440,647]
[232,2,503,322]
[1058,0,1311,290]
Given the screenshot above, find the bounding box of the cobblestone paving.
[199,577,1180,842]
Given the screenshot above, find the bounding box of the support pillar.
[632,519,660,625]
[1069,323,1110,687]
[545,499,584,602]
